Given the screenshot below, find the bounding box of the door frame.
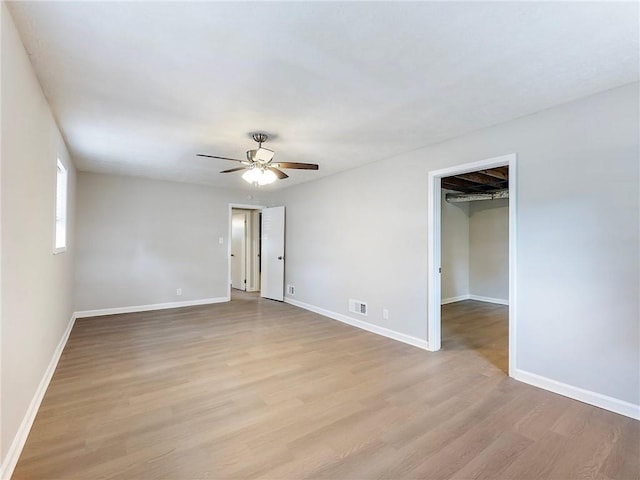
[228,204,264,299]
[427,153,517,377]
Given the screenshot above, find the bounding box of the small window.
[54,159,67,253]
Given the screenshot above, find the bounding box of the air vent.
[349,299,368,316]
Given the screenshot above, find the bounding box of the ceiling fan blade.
[220,167,248,174]
[267,167,289,179]
[274,162,319,170]
[197,154,244,163]
[254,147,275,162]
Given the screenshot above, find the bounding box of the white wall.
[275,83,639,406]
[74,172,266,312]
[441,190,469,301]
[469,199,509,301]
[1,2,77,470]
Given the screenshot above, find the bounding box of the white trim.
[441,294,470,305]
[0,313,76,480]
[427,174,442,351]
[74,297,229,319]
[284,297,429,351]
[513,369,640,421]
[441,295,509,305]
[428,154,516,178]
[427,153,517,373]
[507,156,518,378]
[468,294,509,306]
[53,158,68,254]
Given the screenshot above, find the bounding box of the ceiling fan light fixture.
[242,167,261,184]
[258,169,277,185]
[200,131,319,184]
[241,167,277,186]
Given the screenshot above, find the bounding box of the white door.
[231,212,246,290]
[261,206,285,301]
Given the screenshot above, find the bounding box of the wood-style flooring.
[13,294,639,479]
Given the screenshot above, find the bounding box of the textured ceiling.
[7,1,639,190]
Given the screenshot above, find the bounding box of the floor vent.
[349,299,368,316]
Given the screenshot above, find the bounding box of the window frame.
[54,158,68,254]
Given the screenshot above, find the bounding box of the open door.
[261,206,285,301]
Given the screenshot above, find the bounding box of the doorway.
[427,153,517,377]
[441,169,509,372]
[229,206,262,293]
[231,209,247,291]
[227,204,286,302]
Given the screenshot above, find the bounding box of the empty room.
[1,1,639,479]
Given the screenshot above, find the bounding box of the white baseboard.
[74,296,229,318]
[441,294,470,305]
[441,295,509,306]
[469,294,509,305]
[284,297,429,351]
[0,313,76,480]
[513,369,640,420]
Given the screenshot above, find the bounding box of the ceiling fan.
[197,133,319,185]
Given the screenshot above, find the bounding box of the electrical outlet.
[287,284,295,295]
[218,237,224,244]
[383,309,389,320]
[176,288,182,296]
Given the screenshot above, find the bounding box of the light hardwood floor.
[13,294,639,479]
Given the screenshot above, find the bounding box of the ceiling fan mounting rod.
[252,133,268,146]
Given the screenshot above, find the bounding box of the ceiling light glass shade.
[242,167,277,186]
[258,169,277,185]
[242,168,261,184]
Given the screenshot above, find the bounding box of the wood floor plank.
[11,295,639,479]
[452,431,534,479]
